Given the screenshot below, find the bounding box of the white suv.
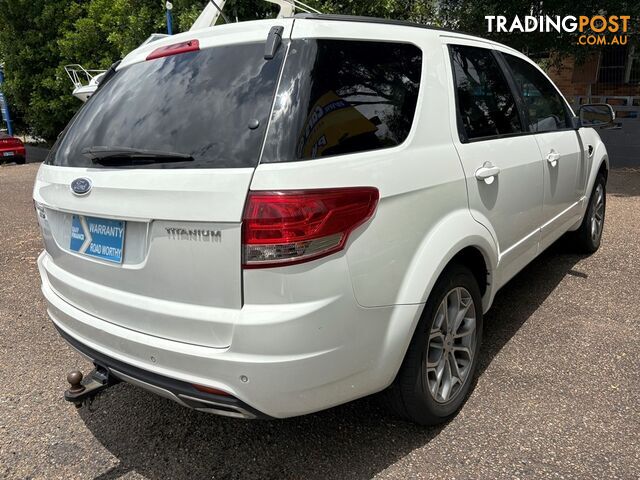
[34,14,612,425]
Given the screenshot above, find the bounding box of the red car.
[0,133,26,164]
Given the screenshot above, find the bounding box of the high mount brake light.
[242,187,379,268]
[146,39,200,61]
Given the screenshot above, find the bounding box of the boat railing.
[64,64,107,89]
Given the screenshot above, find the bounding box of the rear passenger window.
[262,39,422,162]
[450,45,522,140]
[503,54,569,132]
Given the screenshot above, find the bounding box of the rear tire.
[384,263,483,425]
[573,174,606,254]
[16,157,26,165]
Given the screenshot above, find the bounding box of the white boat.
[64,65,106,102]
[65,0,321,102]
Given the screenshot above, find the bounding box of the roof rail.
[293,13,488,42]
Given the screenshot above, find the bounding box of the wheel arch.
[396,210,499,314]
[584,130,609,196]
[379,212,498,395]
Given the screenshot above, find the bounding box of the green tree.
[58,0,165,69]
[0,0,85,141]
[3,0,636,142]
[437,0,640,62]
[308,0,435,22]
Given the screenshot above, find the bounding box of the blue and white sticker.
[70,215,125,263]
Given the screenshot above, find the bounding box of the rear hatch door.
[35,21,292,348]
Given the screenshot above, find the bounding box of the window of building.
[598,45,628,84]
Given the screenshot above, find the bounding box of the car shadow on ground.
[80,241,585,480]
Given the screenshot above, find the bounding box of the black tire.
[16,157,26,165]
[384,263,483,425]
[573,174,606,254]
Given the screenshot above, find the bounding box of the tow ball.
[64,366,120,408]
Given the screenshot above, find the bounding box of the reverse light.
[146,39,200,61]
[242,187,379,268]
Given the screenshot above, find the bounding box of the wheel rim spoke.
[442,296,450,332]
[591,185,605,242]
[440,357,453,401]
[449,351,462,380]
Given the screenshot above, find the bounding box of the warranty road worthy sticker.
[70,215,126,263]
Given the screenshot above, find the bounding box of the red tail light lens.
[146,39,200,61]
[0,137,22,147]
[192,384,232,397]
[242,187,379,268]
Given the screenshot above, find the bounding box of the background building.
[548,44,640,167]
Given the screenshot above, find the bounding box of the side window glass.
[450,45,522,140]
[504,54,569,132]
[262,39,422,163]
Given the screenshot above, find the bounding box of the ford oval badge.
[70,177,92,196]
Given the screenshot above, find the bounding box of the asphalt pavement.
[1,163,638,479]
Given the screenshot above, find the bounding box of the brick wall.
[547,55,640,99]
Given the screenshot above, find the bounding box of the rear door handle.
[475,162,500,184]
[546,150,560,167]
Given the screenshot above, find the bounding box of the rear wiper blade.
[82,146,194,165]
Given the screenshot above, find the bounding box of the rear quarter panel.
[250,25,497,309]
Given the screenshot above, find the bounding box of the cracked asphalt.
[1,163,638,479]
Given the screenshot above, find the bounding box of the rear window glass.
[48,42,285,169]
[262,39,422,163]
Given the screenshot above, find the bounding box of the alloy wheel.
[426,287,477,403]
[591,184,605,244]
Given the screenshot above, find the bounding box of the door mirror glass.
[578,103,615,128]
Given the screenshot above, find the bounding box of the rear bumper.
[39,251,423,418]
[0,147,26,161]
[55,324,267,419]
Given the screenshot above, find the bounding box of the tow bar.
[64,366,120,408]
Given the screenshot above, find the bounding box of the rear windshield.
[48,41,285,169]
[262,39,422,163]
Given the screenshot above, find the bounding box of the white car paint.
[34,16,608,418]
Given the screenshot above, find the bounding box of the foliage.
[437,0,640,62]
[0,0,638,141]
[0,0,85,140]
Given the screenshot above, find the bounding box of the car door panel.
[460,137,543,286]
[501,53,586,249]
[444,41,544,289]
[535,131,585,250]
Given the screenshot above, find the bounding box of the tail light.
[242,187,379,268]
[0,137,23,147]
[146,39,200,61]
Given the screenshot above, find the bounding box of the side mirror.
[577,103,615,129]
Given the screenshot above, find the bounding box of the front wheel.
[384,263,483,425]
[574,174,606,254]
